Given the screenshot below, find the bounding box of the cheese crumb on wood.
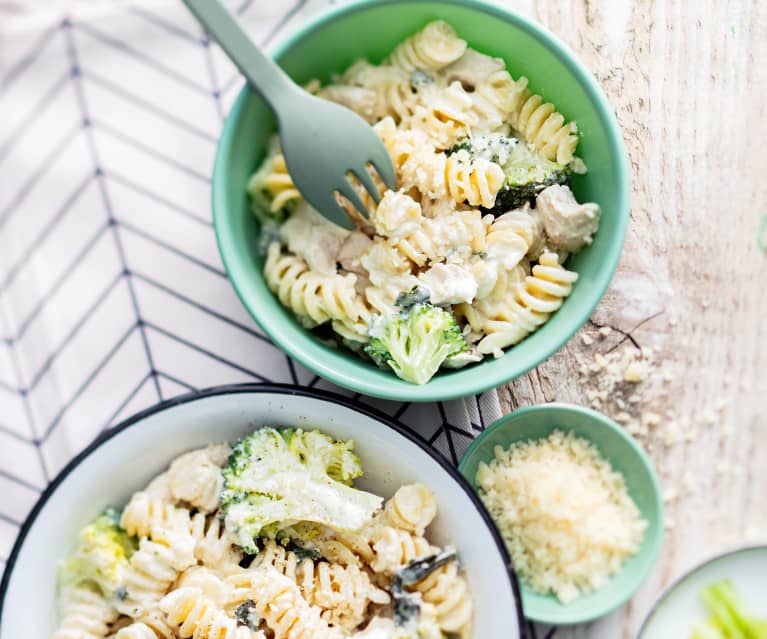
[624,361,647,382]
[476,430,648,604]
[576,346,662,437]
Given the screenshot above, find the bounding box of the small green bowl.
[212,0,631,402]
[458,403,664,625]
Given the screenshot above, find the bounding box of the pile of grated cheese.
[476,430,647,604]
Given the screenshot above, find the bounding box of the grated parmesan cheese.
[476,430,647,604]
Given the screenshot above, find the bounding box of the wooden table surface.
[499,1,767,637]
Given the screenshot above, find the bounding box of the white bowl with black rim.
[0,384,523,638]
[638,545,767,638]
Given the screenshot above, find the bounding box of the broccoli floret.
[365,304,467,385]
[450,135,571,213]
[221,427,381,554]
[282,428,363,485]
[59,507,137,598]
[492,157,570,213]
[449,134,517,164]
[490,142,570,213]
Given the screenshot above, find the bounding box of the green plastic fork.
[183,0,397,229]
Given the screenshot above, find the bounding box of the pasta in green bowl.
[213,0,630,400]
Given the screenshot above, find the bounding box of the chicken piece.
[279,202,350,275]
[418,262,478,305]
[317,85,378,122]
[444,49,506,90]
[371,190,422,239]
[338,231,374,275]
[535,184,600,253]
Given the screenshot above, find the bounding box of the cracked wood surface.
[498,1,767,637]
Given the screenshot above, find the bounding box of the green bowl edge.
[211,0,632,402]
[458,403,665,625]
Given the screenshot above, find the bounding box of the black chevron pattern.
[0,0,507,607]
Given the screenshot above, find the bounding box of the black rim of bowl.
[0,382,525,636]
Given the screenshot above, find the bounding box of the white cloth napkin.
[0,0,503,575]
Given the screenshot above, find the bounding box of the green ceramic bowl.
[212,0,631,402]
[458,403,664,624]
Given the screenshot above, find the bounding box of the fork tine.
[336,178,371,220]
[368,152,398,192]
[315,193,355,230]
[351,166,383,205]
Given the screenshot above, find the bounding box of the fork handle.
[183,0,295,113]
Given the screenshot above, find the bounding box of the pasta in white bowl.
[248,21,601,385]
[0,388,520,639]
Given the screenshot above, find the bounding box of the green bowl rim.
[212,0,632,402]
[458,402,665,625]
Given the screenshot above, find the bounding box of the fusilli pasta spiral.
[406,82,477,149]
[120,492,190,541]
[368,526,436,575]
[160,587,264,639]
[476,252,578,355]
[383,483,438,536]
[189,512,242,572]
[486,207,544,268]
[392,209,489,267]
[509,79,579,165]
[359,238,419,306]
[240,568,341,639]
[444,149,505,209]
[113,622,163,639]
[117,536,196,616]
[398,147,449,201]
[247,137,301,215]
[264,242,368,327]
[52,585,117,639]
[176,566,233,605]
[339,61,416,122]
[128,608,176,639]
[454,262,528,332]
[247,542,389,632]
[473,69,524,127]
[387,20,467,72]
[374,117,426,170]
[412,561,473,634]
[331,317,370,347]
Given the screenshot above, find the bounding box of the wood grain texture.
[494,1,767,636]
